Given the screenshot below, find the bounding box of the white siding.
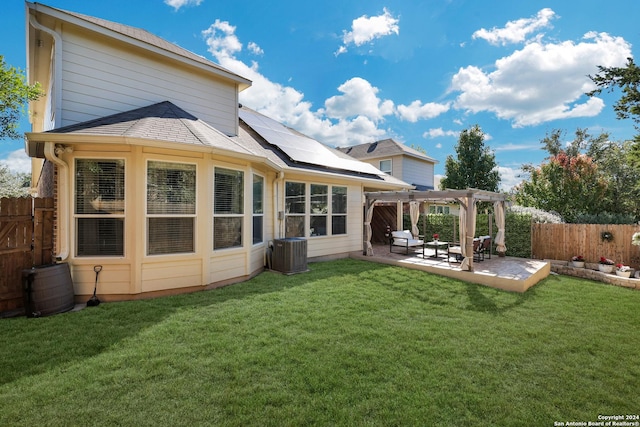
[59,29,238,135]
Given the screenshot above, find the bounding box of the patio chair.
[448,238,483,263]
[390,230,424,255]
[474,236,491,261]
[447,244,463,262]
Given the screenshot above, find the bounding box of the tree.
[440,125,500,191]
[512,128,640,222]
[0,165,30,197]
[0,55,43,140]
[588,57,640,126]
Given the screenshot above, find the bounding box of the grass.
[1,258,639,426]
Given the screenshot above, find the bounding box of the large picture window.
[75,159,125,256]
[252,174,264,244]
[284,182,347,238]
[146,161,196,255]
[214,167,244,250]
[332,186,347,235]
[285,182,305,237]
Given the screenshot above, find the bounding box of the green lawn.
[1,259,639,426]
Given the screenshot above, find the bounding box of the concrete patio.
[350,243,550,293]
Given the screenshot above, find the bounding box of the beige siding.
[209,250,249,283]
[59,30,238,135]
[142,259,202,292]
[71,263,132,295]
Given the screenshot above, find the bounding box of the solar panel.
[240,109,382,176]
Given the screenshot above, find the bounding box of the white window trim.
[379,159,392,174]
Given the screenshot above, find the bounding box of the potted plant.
[598,257,615,274]
[432,233,439,242]
[616,264,632,278]
[571,255,585,268]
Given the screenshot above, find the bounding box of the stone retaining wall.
[548,260,640,290]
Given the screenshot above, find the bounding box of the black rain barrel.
[22,263,75,317]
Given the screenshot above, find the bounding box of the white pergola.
[364,188,508,272]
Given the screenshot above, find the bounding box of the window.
[252,174,264,244]
[332,186,347,235]
[429,205,450,214]
[75,159,125,256]
[310,184,328,236]
[379,159,392,174]
[285,182,305,237]
[213,167,244,250]
[146,161,196,255]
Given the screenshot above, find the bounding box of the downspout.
[44,142,72,262]
[29,14,63,129]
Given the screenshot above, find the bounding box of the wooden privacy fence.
[0,197,54,314]
[531,223,640,268]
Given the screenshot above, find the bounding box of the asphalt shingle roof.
[47,101,257,156]
[337,138,437,163]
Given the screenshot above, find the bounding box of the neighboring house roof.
[27,2,251,90]
[337,139,438,163]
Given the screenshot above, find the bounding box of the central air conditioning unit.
[271,238,308,274]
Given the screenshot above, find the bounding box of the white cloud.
[0,149,31,174]
[324,77,394,122]
[202,20,242,60]
[422,128,459,139]
[396,100,450,122]
[451,32,631,127]
[336,8,400,56]
[202,22,392,146]
[164,0,203,11]
[497,166,524,191]
[247,42,263,56]
[473,8,556,46]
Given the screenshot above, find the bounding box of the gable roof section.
[27,2,251,90]
[337,138,438,163]
[26,101,258,157]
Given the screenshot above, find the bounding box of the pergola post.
[465,193,475,272]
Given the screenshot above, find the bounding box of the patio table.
[424,240,449,258]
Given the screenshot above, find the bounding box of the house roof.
[27,101,258,158]
[337,139,438,163]
[238,107,410,187]
[27,2,251,90]
[25,101,410,189]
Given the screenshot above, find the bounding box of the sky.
[2,0,639,190]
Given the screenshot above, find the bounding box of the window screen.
[146,161,196,255]
[75,159,125,256]
[214,167,244,250]
[253,174,264,244]
[285,182,305,237]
